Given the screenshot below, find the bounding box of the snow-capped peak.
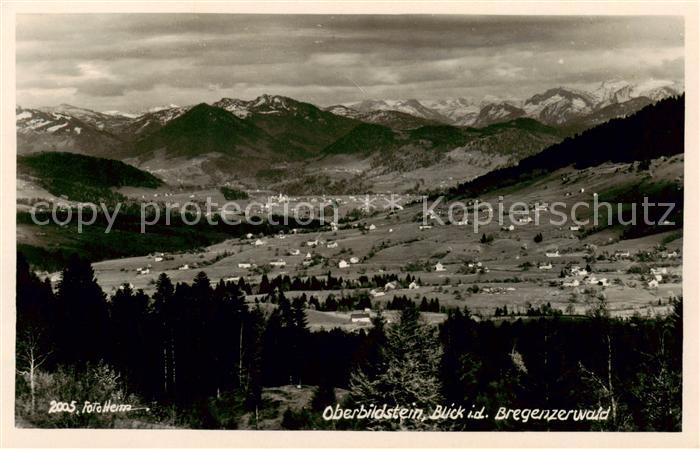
[102,110,138,119]
[146,104,180,114]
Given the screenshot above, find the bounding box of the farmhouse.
[136,267,150,275]
[419,225,433,230]
[562,279,580,287]
[539,263,552,270]
[178,264,189,271]
[545,251,560,258]
[571,266,588,277]
[306,239,319,247]
[408,281,419,289]
[269,260,287,267]
[370,289,385,298]
[154,256,163,262]
[238,263,252,269]
[350,312,372,324]
[246,233,254,239]
[367,224,376,231]
[435,262,446,272]
[326,242,338,249]
[569,226,580,231]
[253,239,265,246]
[648,279,659,288]
[338,260,349,269]
[289,249,300,256]
[349,257,360,264]
[305,252,313,259]
[384,281,398,291]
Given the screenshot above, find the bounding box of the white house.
[569,226,580,231]
[350,312,372,323]
[648,279,659,288]
[571,267,588,277]
[269,260,287,267]
[306,240,319,247]
[253,239,265,246]
[408,281,419,289]
[563,279,580,287]
[246,233,254,239]
[137,267,150,275]
[224,276,240,283]
[305,252,313,259]
[238,263,252,269]
[367,224,376,231]
[502,225,515,231]
[384,281,398,291]
[338,260,349,269]
[545,251,560,258]
[369,289,385,298]
[435,262,446,272]
[326,242,338,249]
[539,263,553,270]
[419,225,433,230]
[349,257,360,264]
[289,249,300,256]
[154,256,163,262]
[178,264,189,271]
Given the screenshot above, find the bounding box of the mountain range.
[16,79,682,189]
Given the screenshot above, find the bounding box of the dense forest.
[15,252,681,430]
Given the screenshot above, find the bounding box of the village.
[55,157,681,332]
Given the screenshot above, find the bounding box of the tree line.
[16,252,681,430]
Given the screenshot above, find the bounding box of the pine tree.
[54,254,109,366]
[349,304,443,430]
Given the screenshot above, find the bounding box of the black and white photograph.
[2,2,698,446]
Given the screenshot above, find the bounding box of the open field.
[26,155,683,329]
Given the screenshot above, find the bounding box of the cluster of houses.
[338,257,361,268]
[560,265,610,288]
[461,261,489,274]
[369,280,420,298]
[647,267,669,288]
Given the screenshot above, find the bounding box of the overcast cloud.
[16,14,684,112]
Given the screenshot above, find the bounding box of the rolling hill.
[18,152,163,202]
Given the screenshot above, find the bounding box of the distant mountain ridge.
[339,79,682,127]
[446,94,684,199]
[15,79,682,187]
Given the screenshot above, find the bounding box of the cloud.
[15,14,684,111]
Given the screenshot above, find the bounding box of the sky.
[16,14,684,112]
